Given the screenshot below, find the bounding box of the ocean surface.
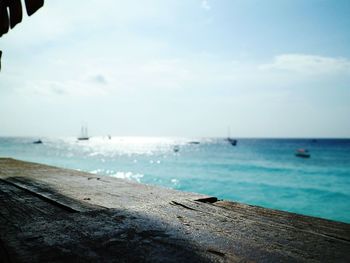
[1,137,349,223]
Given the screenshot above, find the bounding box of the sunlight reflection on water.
[1,137,350,223]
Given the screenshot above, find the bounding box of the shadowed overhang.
[0,0,44,70]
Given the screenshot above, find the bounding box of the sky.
[0,0,349,137]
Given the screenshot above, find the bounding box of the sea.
[0,137,349,223]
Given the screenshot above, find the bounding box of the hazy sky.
[1,0,349,137]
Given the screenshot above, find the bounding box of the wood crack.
[0,178,79,213]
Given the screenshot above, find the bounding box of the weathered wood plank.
[0,158,349,262]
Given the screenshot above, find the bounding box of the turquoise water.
[1,137,349,223]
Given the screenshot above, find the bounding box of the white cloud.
[201,0,211,11]
[259,54,350,75]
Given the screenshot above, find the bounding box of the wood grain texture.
[0,158,349,262]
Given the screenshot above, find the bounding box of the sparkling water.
[1,137,349,223]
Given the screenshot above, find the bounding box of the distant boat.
[227,138,237,146]
[78,125,89,140]
[295,149,310,158]
[173,145,180,153]
[188,141,200,145]
[226,126,237,146]
[33,139,43,144]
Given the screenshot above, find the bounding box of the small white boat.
[78,125,89,140]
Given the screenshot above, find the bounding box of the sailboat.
[226,126,237,146]
[78,125,89,140]
[227,137,237,146]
